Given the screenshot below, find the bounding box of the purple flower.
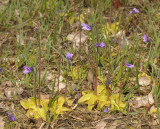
[81,23,92,31]
[84,57,87,62]
[0,68,4,74]
[23,66,32,74]
[72,88,77,91]
[7,113,16,121]
[125,62,134,68]
[65,52,73,64]
[129,8,139,15]
[65,52,73,60]
[55,10,64,14]
[95,42,105,48]
[106,79,111,86]
[142,35,150,42]
[104,106,110,113]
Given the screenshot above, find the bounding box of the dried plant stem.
[78,2,82,96]
[38,33,41,105]
[106,45,111,100]
[34,67,37,107]
[119,60,124,103]
[94,47,98,95]
[57,48,62,103]
[136,59,140,96]
[65,74,68,97]
[92,66,95,91]
[88,48,95,91]
[65,61,70,97]
[110,1,112,28]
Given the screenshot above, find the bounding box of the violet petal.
[142,35,150,42]
[23,66,32,74]
[125,62,134,68]
[7,113,16,121]
[65,52,73,60]
[104,107,109,113]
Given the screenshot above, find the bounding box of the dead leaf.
[0,102,4,109]
[41,93,50,99]
[4,87,24,98]
[67,32,89,53]
[2,81,13,87]
[139,86,150,94]
[129,93,154,108]
[17,87,24,95]
[95,120,106,129]
[17,33,24,45]
[139,75,151,86]
[108,120,119,129]
[71,21,80,29]
[67,32,88,47]
[0,116,4,129]
[15,80,22,87]
[41,71,54,82]
[15,9,20,17]
[150,105,157,115]
[149,105,160,126]
[48,75,65,92]
[116,31,129,47]
[29,37,37,41]
[4,88,13,98]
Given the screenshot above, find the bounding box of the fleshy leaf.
[69,67,85,81]
[138,73,150,79]
[98,76,106,84]
[62,107,70,111]
[20,97,37,109]
[68,13,84,25]
[78,93,93,103]
[25,106,47,121]
[97,100,110,110]
[87,94,97,106]
[97,94,108,102]
[50,96,71,117]
[57,96,65,107]
[103,22,119,35]
[82,90,93,95]
[20,100,29,109]
[97,85,106,95]
[110,94,126,111]
[66,98,73,106]
[88,104,95,111]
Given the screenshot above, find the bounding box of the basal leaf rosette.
[68,13,84,25]
[78,85,110,111]
[68,66,86,81]
[20,97,49,121]
[103,22,119,35]
[78,85,127,112]
[20,96,73,121]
